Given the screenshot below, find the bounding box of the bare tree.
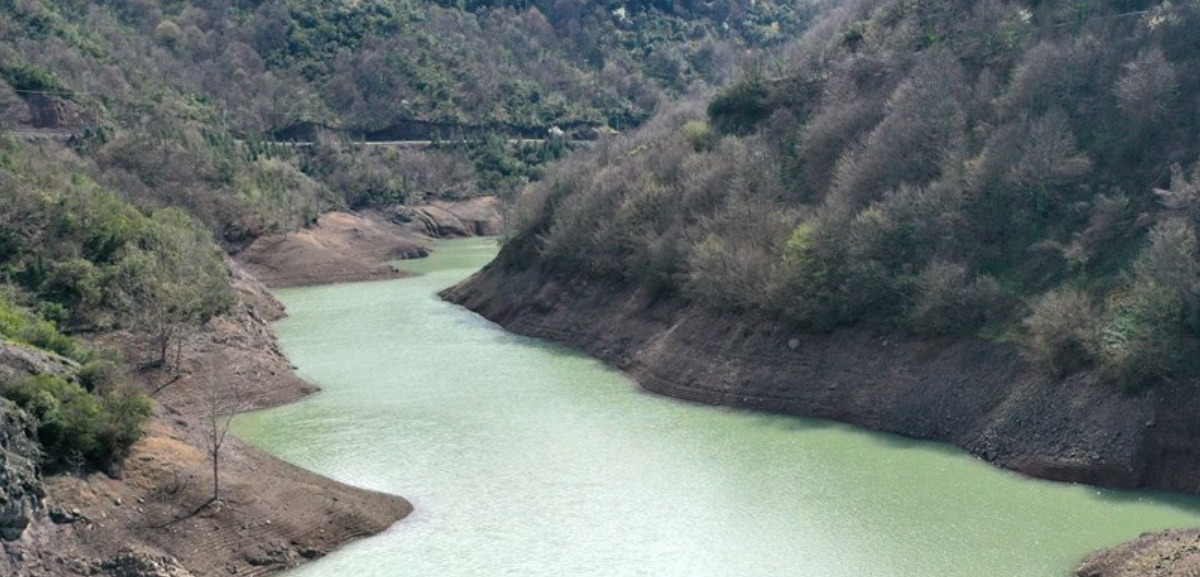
[195,354,240,505]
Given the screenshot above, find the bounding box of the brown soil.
[443,262,1200,575]
[234,199,503,289]
[234,210,429,289]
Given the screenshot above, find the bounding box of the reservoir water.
[233,238,1200,577]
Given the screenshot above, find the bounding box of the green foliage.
[1100,283,1189,391]
[1023,287,1101,377]
[0,62,62,93]
[77,359,124,393]
[682,121,716,152]
[0,293,84,361]
[0,141,232,334]
[774,223,845,330]
[1,373,151,472]
[1097,219,1200,389]
[0,0,818,135]
[708,75,771,135]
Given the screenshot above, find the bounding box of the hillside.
[0,0,821,135]
[0,0,829,240]
[486,0,1200,391]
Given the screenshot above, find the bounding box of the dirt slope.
[235,200,503,289]
[234,211,429,289]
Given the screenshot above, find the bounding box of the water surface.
[234,238,1200,577]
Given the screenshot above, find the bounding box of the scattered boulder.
[244,543,293,567]
[48,507,83,524]
[96,550,195,577]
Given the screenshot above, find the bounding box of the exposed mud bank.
[235,198,502,289]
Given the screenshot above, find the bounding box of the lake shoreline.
[5,201,501,577]
[443,262,1200,576]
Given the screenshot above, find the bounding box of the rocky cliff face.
[0,398,43,542]
[0,342,75,544]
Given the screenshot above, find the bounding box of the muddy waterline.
[234,238,1200,577]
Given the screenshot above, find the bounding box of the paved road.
[8,129,582,149]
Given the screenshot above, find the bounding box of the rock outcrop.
[1075,528,1200,577]
[383,197,503,238]
[0,399,42,542]
[0,343,79,383]
[24,94,93,130]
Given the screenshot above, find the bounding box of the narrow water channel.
[233,238,1200,577]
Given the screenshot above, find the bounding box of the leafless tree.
[195,354,240,505]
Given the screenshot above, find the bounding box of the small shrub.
[0,295,83,360]
[78,359,124,393]
[682,120,716,152]
[1022,287,1101,377]
[906,261,1009,337]
[708,75,771,135]
[1100,283,1188,391]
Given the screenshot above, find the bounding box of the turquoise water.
[233,238,1200,576]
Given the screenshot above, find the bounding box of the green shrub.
[682,121,717,152]
[1100,283,1189,391]
[905,261,1009,337]
[773,223,845,330]
[1,374,150,473]
[1022,287,1101,377]
[78,359,124,393]
[0,294,83,361]
[0,63,61,93]
[708,75,771,135]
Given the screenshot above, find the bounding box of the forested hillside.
[0,0,820,133]
[498,0,1200,389]
[0,0,826,239]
